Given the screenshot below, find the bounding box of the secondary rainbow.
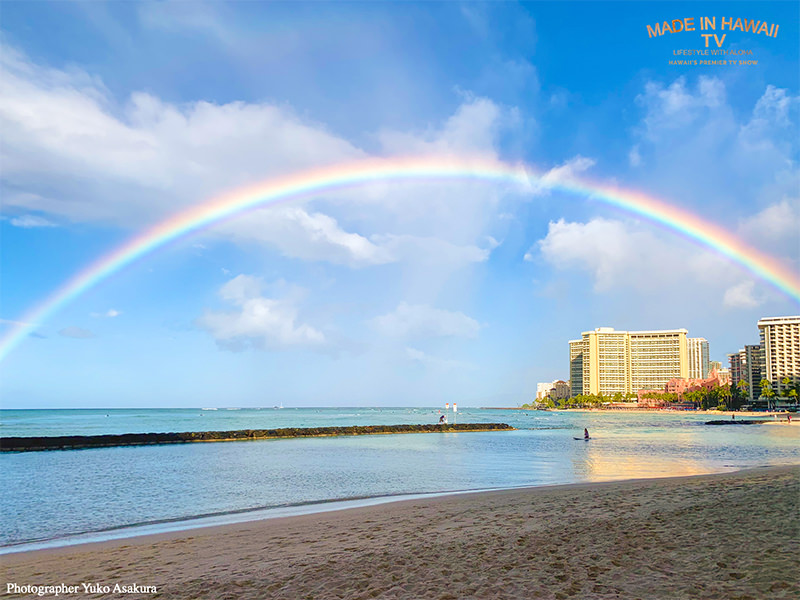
[1,155,798,362]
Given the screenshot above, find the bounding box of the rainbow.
[1,155,798,362]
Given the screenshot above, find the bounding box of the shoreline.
[486,406,796,417]
[2,466,798,599]
[2,461,796,557]
[0,485,525,556]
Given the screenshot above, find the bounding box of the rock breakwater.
[1,423,515,452]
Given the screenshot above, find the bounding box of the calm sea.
[1,407,798,553]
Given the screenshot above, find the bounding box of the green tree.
[780,377,799,407]
[737,379,749,399]
[683,389,703,409]
[717,385,732,411]
[788,386,799,407]
[760,379,775,411]
[729,383,743,412]
[705,387,718,411]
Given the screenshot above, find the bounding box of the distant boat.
[273,403,284,410]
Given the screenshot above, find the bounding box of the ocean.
[1,407,798,553]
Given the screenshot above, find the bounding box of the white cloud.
[535,155,595,191]
[533,215,795,312]
[372,302,481,339]
[218,275,264,304]
[197,275,326,351]
[497,155,597,199]
[536,218,664,291]
[485,235,501,250]
[0,44,364,226]
[633,78,798,215]
[723,281,764,309]
[628,77,799,295]
[738,199,800,242]
[377,97,504,156]
[534,217,764,297]
[637,76,726,139]
[628,145,642,167]
[8,214,56,228]
[219,207,393,268]
[747,85,795,130]
[0,46,514,279]
[91,309,121,318]
[58,326,96,339]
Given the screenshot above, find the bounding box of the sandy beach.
[2,466,798,599]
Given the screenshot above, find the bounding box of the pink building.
[637,370,723,407]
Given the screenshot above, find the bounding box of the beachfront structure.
[569,340,584,397]
[664,374,720,396]
[638,371,723,406]
[745,345,764,399]
[758,316,800,396]
[550,380,570,400]
[536,380,571,400]
[709,361,730,384]
[569,327,689,396]
[729,351,745,391]
[728,344,763,402]
[687,337,710,379]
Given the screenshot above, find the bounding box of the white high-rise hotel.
[569,328,708,397]
[758,316,800,395]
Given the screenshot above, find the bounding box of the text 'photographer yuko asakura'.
[5,582,158,596]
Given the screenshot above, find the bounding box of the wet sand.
[2,466,798,599]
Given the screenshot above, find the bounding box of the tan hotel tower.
[757,316,800,395]
[570,327,689,397]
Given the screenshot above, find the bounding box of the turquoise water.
[1,408,798,551]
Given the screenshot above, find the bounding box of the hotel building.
[550,380,570,400]
[687,337,710,379]
[758,316,800,395]
[536,380,570,401]
[728,345,763,402]
[569,327,688,396]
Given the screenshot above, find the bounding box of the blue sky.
[1,1,798,408]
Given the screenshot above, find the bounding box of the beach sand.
[2,466,798,599]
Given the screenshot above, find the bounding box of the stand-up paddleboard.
[573,437,590,440]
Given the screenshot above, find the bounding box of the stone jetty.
[0,423,515,452]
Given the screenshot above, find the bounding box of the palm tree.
[737,379,749,397]
[783,377,799,407]
[717,385,732,411]
[760,379,775,411]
